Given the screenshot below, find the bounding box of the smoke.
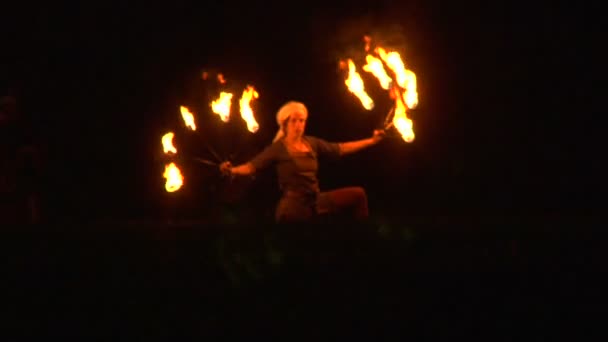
[309,14,414,71]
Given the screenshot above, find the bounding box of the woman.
[220,101,385,223]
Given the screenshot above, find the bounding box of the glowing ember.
[179,105,197,131]
[364,35,372,52]
[362,54,392,90]
[217,73,226,84]
[161,132,177,154]
[211,92,233,122]
[343,59,374,110]
[202,71,209,80]
[163,162,184,192]
[239,85,260,133]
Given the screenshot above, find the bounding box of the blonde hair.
[272,101,308,142]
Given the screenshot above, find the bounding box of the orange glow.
[211,92,233,122]
[362,54,392,90]
[217,73,226,84]
[161,132,177,154]
[343,59,374,110]
[375,46,418,109]
[179,106,197,131]
[340,35,420,143]
[364,35,372,52]
[390,85,414,142]
[163,162,184,192]
[239,85,260,133]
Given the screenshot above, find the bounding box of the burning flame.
[402,69,418,109]
[376,47,406,85]
[340,36,419,143]
[390,86,415,142]
[239,85,260,133]
[362,54,392,90]
[211,92,233,122]
[163,162,184,192]
[202,71,209,80]
[375,47,418,109]
[179,106,197,131]
[161,132,177,154]
[343,59,374,110]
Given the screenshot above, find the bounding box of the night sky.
[2,1,603,223]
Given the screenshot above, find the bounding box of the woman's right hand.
[219,161,233,176]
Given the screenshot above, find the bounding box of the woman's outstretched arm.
[220,161,255,176]
[338,129,386,156]
[219,142,279,177]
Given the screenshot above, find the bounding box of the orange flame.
[202,71,209,80]
[161,132,177,154]
[362,54,392,90]
[390,86,415,142]
[211,92,233,122]
[163,162,184,192]
[179,106,197,131]
[343,59,374,110]
[239,85,260,133]
[402,69,418,109]
[375,47,418,109]
[339,36,419,143]
[375,47,406,86]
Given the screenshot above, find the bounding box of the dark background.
[2,2,605,338]
[1,1,603,223]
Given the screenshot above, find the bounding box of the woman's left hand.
[372,129,386,144]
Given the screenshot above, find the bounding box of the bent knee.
[348,186,367,199]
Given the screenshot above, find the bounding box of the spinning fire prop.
[160,73,261,192]
[341,36,418,142]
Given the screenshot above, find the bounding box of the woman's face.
[285,110,307,138]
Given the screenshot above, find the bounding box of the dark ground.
[2,217,606,339]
